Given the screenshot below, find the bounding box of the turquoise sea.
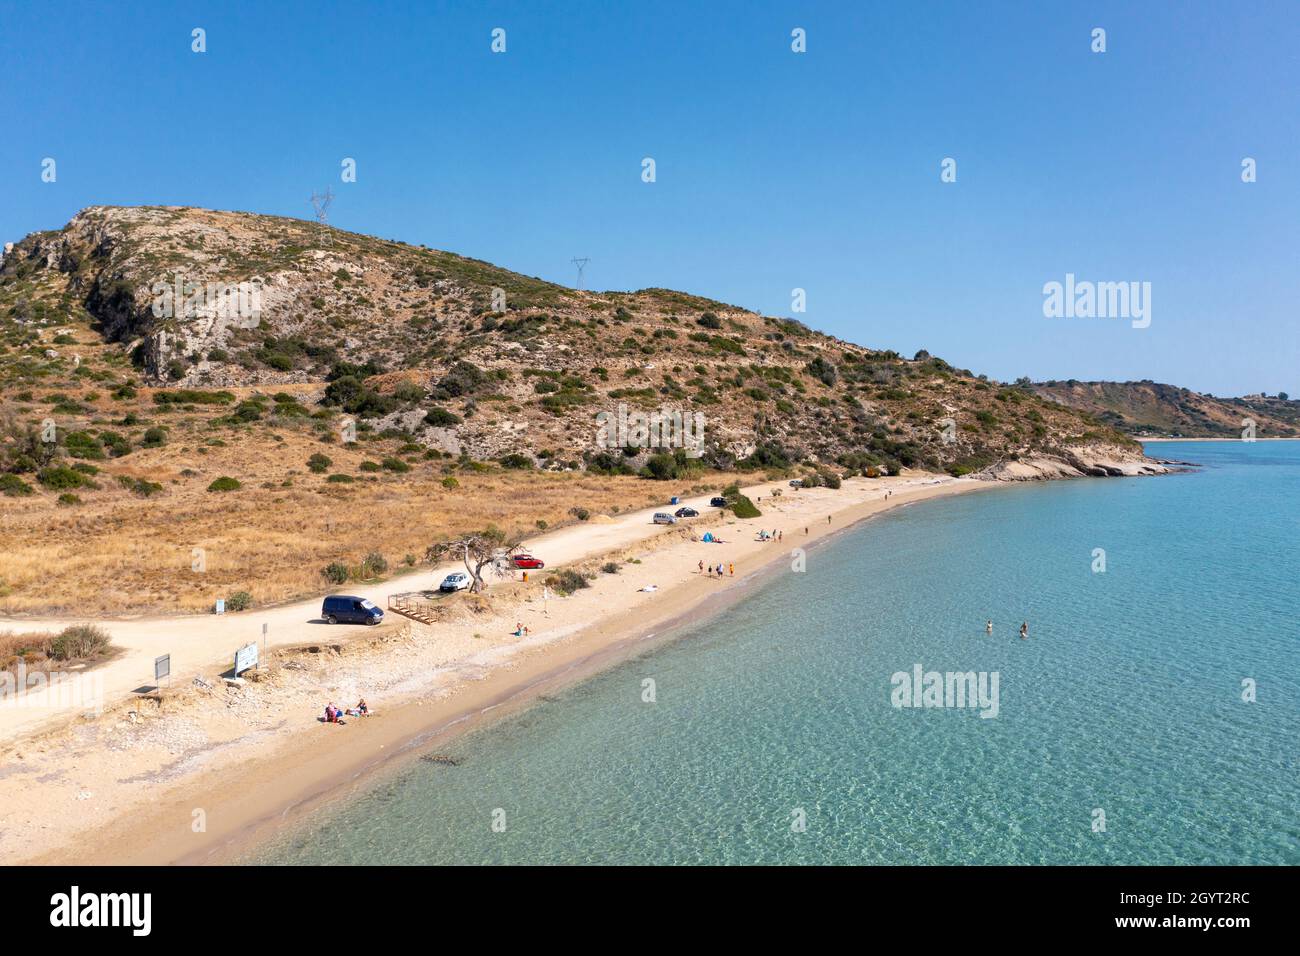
[257,441,1299,865]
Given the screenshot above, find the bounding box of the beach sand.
[1,473,989,865]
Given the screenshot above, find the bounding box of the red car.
[511,554,545,570]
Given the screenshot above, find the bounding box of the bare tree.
[426,526,524,593]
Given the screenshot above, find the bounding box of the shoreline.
[15,474,994,866]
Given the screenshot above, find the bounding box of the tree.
[426,526,524,593]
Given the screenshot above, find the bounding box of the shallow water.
[257,441,1299,864]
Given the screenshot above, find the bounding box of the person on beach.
[357,698,369,716]
[728,563,734,576]
[986,620,993,636]
[779,531,783,542]
[1020,621,1028,640]
[698,560,705,574]
[827,515,831,524]
[513,622,525,637]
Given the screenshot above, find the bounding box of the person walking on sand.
[779,530,783,542]
[1020,621,1028,640]
[827,515,831,524]
[698,560,705,575]
[728,562,734,576]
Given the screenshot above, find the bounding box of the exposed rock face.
[977,444,1170,481]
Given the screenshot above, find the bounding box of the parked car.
[674,506,699,518]
[788,479,803,488]
[322,594,384,625]
[709,496,728,507]
[511,554,545,569]
[440,572,472,592]
[653,512,678,525]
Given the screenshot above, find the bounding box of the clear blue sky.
[2,0,1296,396]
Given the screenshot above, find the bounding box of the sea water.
[257,441,1299,864]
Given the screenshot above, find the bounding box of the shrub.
[37,466,88,490]
[697,312,722,330]
[118,476,163,497]
[226,591,253,612]
[569,506,590,521]
[141,426,167,448]
[499,453,532,470]
[730,494,762,519]
[549,569,590,595]
[602,562,620,574]
[207,476,241,492]
[359,461,381,473]
[0,474,34,497]
[381,457,411,473]
[308,453,333,473]
[361,552,388,577]
[441,476,459,489]
[57,493,82,506]
[322,562,349,585]
[326,473,354,483]
[49,624,111,661]
[424,407,462,427]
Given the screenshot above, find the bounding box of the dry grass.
[0,429,724,615]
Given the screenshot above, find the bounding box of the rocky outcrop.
[977,443,1170,481]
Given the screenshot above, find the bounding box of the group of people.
[984,620,1031,640]
[757,529,785,542]
[324,699,369,724]
[512,622,531,637]
[698,560,734,578]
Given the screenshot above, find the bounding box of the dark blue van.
[322,594,384,625]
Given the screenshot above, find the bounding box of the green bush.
[361,552,388,576]
[226,591,253,612]
[207,476,241,492]
[141,426,167,448]
[730,494,762,519]
[322,562,349,585]
[49,624,111,661]
[569,506,590,521]
[0,474,34,497]
[498,453,532,469]
[308,453,333,473]
[118,476,163,497]
[549,569,590,595]
[57,493,82,506]
[381,457,410,473]
[326,473,355,483]
[424,407,463,427]
[38,466,88,490]
[440,476,459,489]
[602,562,620,574]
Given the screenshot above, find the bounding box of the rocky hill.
[1,205,1158,495]
[1033,380,1300,439]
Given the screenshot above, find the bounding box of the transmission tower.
[571,257,590,291]
[309,188,335,245]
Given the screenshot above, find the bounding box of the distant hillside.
[1033,380,1300,439]
[0,205,1151,499]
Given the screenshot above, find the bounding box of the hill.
[0,205,1160,614]
[1032,380,1300,439]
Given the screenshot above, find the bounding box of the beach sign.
[154,654,170,682]
[234,641,259,676]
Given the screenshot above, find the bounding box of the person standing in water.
[1020,621,1028,640]
[986,620,993,636]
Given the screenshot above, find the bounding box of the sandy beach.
[0,472,990,865]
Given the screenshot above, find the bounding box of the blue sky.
[2,0,1296,396]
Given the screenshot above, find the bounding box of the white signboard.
[234,642,258,676]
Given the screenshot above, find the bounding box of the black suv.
[709,496,728,507]
[675,506,699,518]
